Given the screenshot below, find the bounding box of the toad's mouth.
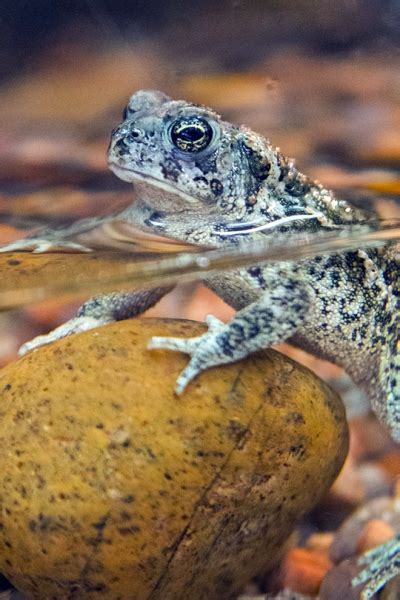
[108,163,200,205]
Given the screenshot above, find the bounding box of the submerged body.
[2,90,399,597]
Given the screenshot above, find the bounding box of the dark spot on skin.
[194,158,217,175]
[164,472,173,480]
[246,194,257,206]
[278,167,289,181]
[115,138,131,156]
[277,155,290,182]
[285,178,311,198]
[210,178,224,196]
[161,160,181,182]
[2,384,11,392]
[285,181,301,195]
[248,266,265,286]
[241,141,271,181]
[193,175,208,185]
[7,259,21,266]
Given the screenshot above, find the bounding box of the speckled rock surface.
[0,318,348,599]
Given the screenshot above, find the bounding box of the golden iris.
[170,117,213,153]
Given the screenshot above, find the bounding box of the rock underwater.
[0,318,348,599]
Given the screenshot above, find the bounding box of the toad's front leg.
[19,287,172,355]
[0,238,92,253]
[0,214,121,254]
[149,277,310,394]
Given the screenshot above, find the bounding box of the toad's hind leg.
[352,535,400,599]
[375,309,400,443]
[352,311,400,597]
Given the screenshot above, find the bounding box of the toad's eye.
[169,117,213,153]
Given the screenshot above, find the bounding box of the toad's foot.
[0,239,92,253]
[148,314,229,394]
[352,534,400,599]
[19,316,111,356]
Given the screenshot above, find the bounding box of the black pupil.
[180,126,204,142]
[170,118,212,152]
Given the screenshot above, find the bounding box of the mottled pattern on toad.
[2,90,399,598]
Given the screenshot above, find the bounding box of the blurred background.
[0,2,400,595]
[1,0,399,185]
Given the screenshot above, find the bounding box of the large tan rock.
[0,318,348,599]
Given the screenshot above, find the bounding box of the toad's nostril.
[130,128,141,137]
